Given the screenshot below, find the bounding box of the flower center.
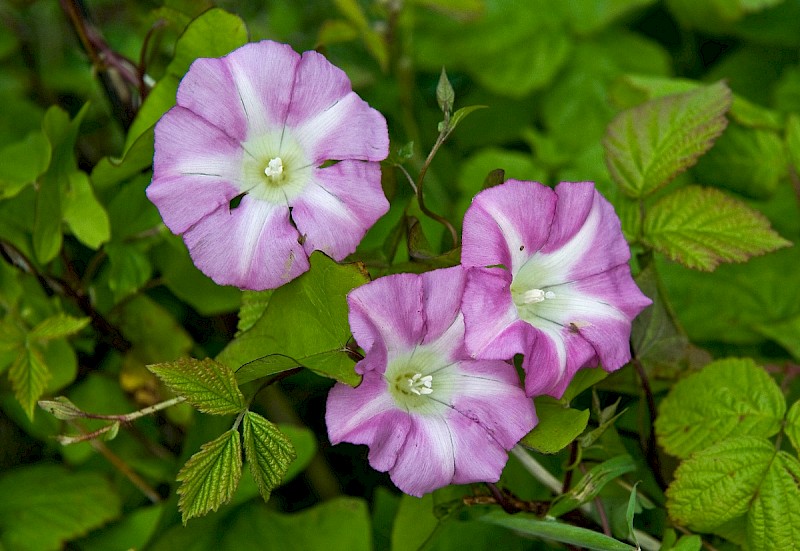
[405,372,433,395]
[518,288,556,304]
[264,157,284,179]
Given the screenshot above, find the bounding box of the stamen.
[264,157,284,178]
[407,373,433,396]
[520,288,556,304]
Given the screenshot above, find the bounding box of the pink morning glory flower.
[146,41,389,290]
[326,266,536,497]
[461,180,651,398]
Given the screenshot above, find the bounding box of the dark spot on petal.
[297,234,307,245]
[229,192,246,210]
[519,245,524,251]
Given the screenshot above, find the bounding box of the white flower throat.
[519,288,556,304]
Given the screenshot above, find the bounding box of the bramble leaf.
[149,358,245,415]
[604,82,731,198]
[666,436,774,532]
[0,464,121,551]
[177,429,242,524]
[242,411,296,502]
[655,358,785,459]
[28,314,90,342]
[520,397,590,454]
[643,186,791,271]
[9,346,50,419]
[747,451,800,550]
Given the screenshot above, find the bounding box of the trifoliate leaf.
[655,358,785,459]
[747,451,800,550]
[786,400,800,454]
[666,436,774,532]
[177,429,242,524]
[604,82,731,198]
[28,314,90,342]
[149,358,245,415]
[643,186,791,271]
[548,455,636,518]
[9,346,50,419]
[436,67,455,114]
[62,171,110,249]
[0,464,121,551]
[520,397,590,454]
[242,411,296,502]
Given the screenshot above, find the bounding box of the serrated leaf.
[28,314,90,342]
[218,253,369,386]
[747,451,800,550]
[63,171,110,249]
[149,358,245,415]
[643,186,791,271]
[242,411,296,502]
[436,67,455,114]
[666,436,774,532]
[481,510,635,551]
[604,82,732,198]
[177,429,242,523]
[655,358,785,459]
[548,455,636,518]
[0,464,121,551]
[786,400,800,453]
[37,396,85,420]
[520,397,590,454]
[9,346,50,419]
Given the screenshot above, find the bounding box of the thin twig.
[415,132,460,248]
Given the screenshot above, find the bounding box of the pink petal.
[290,160,388,260]
[447,360,537,449]
[291,92,388,164]
[461,180,557,273]
[286,50,354,127]
[420,266,467,349]
[326,372,411,472]
[148,106,243,233]
[536,182,632,284]
[522,323,598,398]
[182,196,309,290]
[388,414,456,497]
[177,41,300,140]
[347,273,425,369]
[462,267,529,359]
[446,409,518,485]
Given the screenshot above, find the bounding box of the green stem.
[81,396,186,422]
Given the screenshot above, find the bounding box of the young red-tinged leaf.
[242,411,296,502]
[604,82,731,198]
[643,186,791,271]
[655,358,785,459]
[666,436,774,532]
[149,358,245,415]
[9,346,50,420]
[177,429,242,524]
[28,314,90,342]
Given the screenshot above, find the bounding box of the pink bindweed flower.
[147,41,389,290]
[326,266,536,497]
[461,180,651,398]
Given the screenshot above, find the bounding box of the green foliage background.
[1,0,800,550]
